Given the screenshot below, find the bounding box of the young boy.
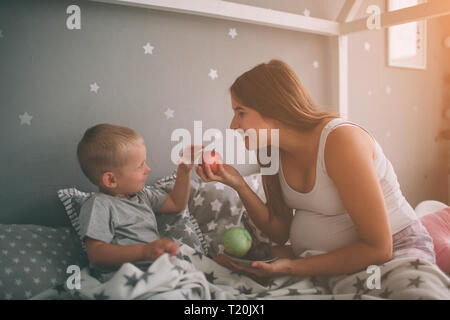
[77,123,199,280]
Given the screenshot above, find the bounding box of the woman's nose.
[229,116,239,130]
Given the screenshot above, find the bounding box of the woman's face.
[230,95,277,150]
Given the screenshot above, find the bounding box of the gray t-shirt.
[78,187,168,279]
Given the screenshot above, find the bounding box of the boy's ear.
[101,172,117,188]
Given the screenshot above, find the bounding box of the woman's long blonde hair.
[230,60,339,223]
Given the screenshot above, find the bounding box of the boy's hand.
[142,238,178,260]
[178,145,204,173]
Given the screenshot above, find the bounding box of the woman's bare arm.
[235,181,291,245]
[287,126,393,275]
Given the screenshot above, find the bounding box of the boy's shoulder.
[81,192,116,210]
[136,186,167,201]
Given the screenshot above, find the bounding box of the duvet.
[32,244,450,300]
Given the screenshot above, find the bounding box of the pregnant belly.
[289,209,361,256]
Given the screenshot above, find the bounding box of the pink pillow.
[420,208,450,273]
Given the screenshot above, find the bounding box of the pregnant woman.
[195,59,436,278]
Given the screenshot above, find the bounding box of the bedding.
[0,224,87,300]
[0,172,207,300]
[32,243,450,300]
[2,171,450,300]
[420,208,450,273]
[57,173,208,255]
[188,173,276,258]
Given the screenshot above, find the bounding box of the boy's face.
[113,141,151,195]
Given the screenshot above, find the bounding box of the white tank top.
[279,118,417,256]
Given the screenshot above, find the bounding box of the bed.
[1,172,449,300]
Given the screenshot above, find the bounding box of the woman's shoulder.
[325,118,374,146]
[323,121,377,167]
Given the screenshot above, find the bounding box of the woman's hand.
[213,254,293,278]
[195,163,245,191]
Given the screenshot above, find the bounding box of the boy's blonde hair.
[77,124,144,186]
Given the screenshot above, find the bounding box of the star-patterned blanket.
[32,244,450,300]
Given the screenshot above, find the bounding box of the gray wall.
[0,0,448,227]
[0,0,335,226]
[347,0,449,206]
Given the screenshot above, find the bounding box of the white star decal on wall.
[313,60,319,69]
[208,69,218,80]
[385,86,392,94]
[19,112,33,125]
[211,199,222,212]
[90,82,99,93]
[228,28,237,39]
[143,42,154,55]
[368,90,373,96]
[385,131,391,139]
[364,42,371,51]
[164,107,175,119]
[303,8,311,17]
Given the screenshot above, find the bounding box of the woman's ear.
[101,172,117,189]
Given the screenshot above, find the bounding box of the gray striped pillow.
[57,184,208,255]
[57,188,93,251]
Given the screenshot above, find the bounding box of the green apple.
[221,227,252,258]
